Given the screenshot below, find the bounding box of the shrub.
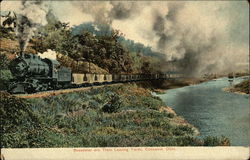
[203,136,230,146]
[167,113,175,118]
[102,94,123,113]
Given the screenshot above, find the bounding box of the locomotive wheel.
[25,86,35,94]
[49,82,59,90]
[8,82,26,94]
[42,84,49,91]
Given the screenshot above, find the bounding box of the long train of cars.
[7,53,181,94]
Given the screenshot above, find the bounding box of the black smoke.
[16,15,32,53]
[110,2,138,20]
[15,0,48,54]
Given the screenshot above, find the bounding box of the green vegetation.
[203,136,230,146]
[0,91,42,147]
[0,69,12,90]
[0,54,12,90]
[71,22,165,59]
[0,53,10,69]
[34,20,163,74]
[1,84,230,147]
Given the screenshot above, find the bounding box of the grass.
[1,84,230,147]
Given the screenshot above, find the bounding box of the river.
[154,77,249,146]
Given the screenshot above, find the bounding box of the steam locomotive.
[8,53,181,94]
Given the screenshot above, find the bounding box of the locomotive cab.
[43,58,60,79]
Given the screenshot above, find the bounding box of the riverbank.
[223,79,249,95]
[136,77,214,94]
[1,83,230,147]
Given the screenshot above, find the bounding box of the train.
[7,52,181,94]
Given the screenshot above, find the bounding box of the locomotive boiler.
[8,53,71,93]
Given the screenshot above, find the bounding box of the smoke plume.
[15,0,49,53]
[16,15,32,53]
[61,1,248,75]
[38,49,57,60]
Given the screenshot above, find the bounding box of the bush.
[102,94,123,113]
[203,136,230,146]
[167,113,175,118]
[173,125,194,136]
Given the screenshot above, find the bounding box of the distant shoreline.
[223,78,249,95]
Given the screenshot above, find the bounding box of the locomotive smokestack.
[19,50,24,57]
[19,40,25,57]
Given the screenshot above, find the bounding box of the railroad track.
[14,83,123,99]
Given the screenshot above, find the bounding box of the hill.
[71,22,165,59]
[0,18,164,74]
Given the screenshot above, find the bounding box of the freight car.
[7,53,181,94]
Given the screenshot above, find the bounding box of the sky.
[1,0,249,75]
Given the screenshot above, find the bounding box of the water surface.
[155,77,249,146]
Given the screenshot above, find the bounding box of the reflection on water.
[155,77,249,146]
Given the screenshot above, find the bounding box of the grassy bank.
[1,84,230,147]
